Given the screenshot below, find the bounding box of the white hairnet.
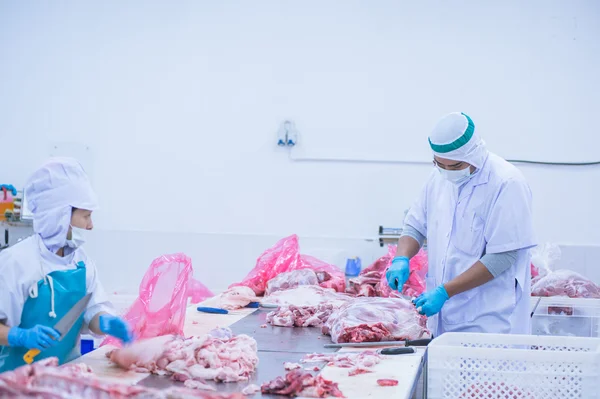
[24,157,98,253]
[428,112,488,169]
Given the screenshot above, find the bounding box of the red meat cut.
[377,379,399,386]
[261,370,345,398]
[531,269,600,298]
[322,297,430,343]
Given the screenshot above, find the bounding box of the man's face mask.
[67,225,88,249]
[437,166,473,185]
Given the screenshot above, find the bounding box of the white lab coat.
[0,234,113,331]
[405,153,536,336]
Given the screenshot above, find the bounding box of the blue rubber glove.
[99,315,133,344]
[7,325,61,350]
[386,256,410,291]
[413,285,449,317]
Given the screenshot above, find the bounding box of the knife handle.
[406,338,432,347]
[197,307,229,314]
[23,349,41,364]
[380,347,415,355]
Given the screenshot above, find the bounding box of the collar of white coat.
[457,152,491,201]
[36,234,76,267]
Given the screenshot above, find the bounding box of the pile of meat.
[261,370,344,398]
[263,285,352,308]
[107,328,258,391]
[229,235,345,296]
[346,246,428,299]
[323,297,430,343]
[266,304,335,327]
[531,270,600,299]
[0,358,245,399]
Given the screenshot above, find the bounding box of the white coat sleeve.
[83,256,115,326]
[0,254,26,328]
[403,178,430,238]
[484,178,536,254]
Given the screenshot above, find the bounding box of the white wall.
[1,1,599,294]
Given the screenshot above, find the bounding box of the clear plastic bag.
[531,269,600,299]
[230,235,345,295]
[322,297,430,343]
[530,243,561,284]
[265,269,319,296]
[101,253,213,347]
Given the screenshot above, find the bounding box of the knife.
[377,347,416,355]
[23,293,92,364]
[197,302,261,314]
[324,338,432,349]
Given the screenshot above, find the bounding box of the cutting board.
[318,347,425,399]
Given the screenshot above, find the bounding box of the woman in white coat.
[386,112,536,337]
[0,158,132,372]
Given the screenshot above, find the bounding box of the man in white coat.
[0,158,132,371]
[386,112,536,336]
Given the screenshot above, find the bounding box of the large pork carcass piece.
[263,285,353,308]
[265,269,320,296]
[107,328,258,389]
[531,269,600,298]
[322,297,430,343]
[261,370,344,398]
[0,357,246,399]
[266,304,335,327]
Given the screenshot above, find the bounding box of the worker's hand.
[99,315,133,344]
[413,285,449,317]
[386,256,410,291]
[7,325,60,350]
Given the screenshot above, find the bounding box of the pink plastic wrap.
[230,235,346,295]
[322,297,430,343]
[531,269,600,299]
[102,253,213,347]
[346,245,428,299]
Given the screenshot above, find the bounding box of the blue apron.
[0,261,87,372]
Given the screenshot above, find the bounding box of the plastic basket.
[531,297,600,338]
[427,332,600,399]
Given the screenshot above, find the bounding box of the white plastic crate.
[427,332,600,399]
[531,297,600,338]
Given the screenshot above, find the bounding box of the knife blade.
[23,293,92,364]
[324,338,432,349]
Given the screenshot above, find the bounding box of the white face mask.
[437,165,472,185]
[67,225,88,249]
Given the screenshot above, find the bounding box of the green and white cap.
[428,112,488,169]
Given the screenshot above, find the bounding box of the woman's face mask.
[67,225,88,248]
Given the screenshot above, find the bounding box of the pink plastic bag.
[230,235,345,295]
[374,245,428,298]
[102,253,213,347]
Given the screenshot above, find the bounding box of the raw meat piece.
[267,304,335,327]
[261,370,344,398]
[377,379,399,387]
[531,269,600,298]
[302,352,381,370]
[108,328,258,387]
[0,357,246,398]
[346,246,428,299]
[263,286,352,308]
[284,362,302,370]
[203,286,258,310]
[242,384,260,395]
[265,269,319,295]
[348,368,372,376]
[229,235,345,295]
[322,297,430,343]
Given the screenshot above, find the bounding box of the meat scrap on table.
[284,362,302,370]
[377,379,399,387]
[302,352,382,377]
[323,297,430,343]
[262,285,352,308]
[261,370,345,398]
[107,328,258,390]
[267,304,335,327]
[0,357,246,399]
